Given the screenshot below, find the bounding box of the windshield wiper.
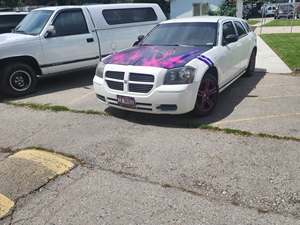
[14,30,27,34]
[14,30,35,35]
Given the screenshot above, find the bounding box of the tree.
[220,0,236,16]
[0,0,23,7]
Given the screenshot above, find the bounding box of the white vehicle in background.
[94,17,257,116]
[0,4,166,96]
[261,4,276,17]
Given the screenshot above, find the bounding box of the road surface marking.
[9,149,75,175]
[69,91,95,105]
[213,113,300,125]
[0,194,14,219]
[249,94,300,100]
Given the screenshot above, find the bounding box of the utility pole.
[236,0,243,18]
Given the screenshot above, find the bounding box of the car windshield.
[15,10,52,35]
[141,22,218,47]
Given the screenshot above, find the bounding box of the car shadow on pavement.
[106,71,267,128]
[0,68,95,102]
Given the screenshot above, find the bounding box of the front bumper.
[93,75,200,115]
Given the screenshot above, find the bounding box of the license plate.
[117,95,136,108]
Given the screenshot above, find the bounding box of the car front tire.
[0,62,37,97]
[192,73,218,117]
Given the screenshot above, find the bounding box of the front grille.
[106,80,123,91]
[105,71,155,94]
[129,73,154,82]
[105,71,124,80]
[129,84,153,93]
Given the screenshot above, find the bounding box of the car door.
[233,20,251,70]
[41,9,98,74]
[218,21,241,88]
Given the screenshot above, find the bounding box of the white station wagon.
[93,16,257,116]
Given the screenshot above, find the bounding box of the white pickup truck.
[0,4,166,96]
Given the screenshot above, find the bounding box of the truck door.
[40,9,99,74]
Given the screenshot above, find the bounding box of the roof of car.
[35,3,159,11]
[0,11,28,15]
[162,16,243,24]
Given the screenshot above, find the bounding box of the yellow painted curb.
[9,149,75,175]
[0,194,14,219]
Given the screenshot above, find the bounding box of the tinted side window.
[242,21,251,32]
[223,21,236,39]
[53,10,88,37]
[103,8,158,25]
[234,21,247,37]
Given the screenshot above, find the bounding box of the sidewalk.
[255,26,300,34]
[256,36,292,74]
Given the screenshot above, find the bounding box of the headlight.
[95,61,105,78]
[164,67,196,85]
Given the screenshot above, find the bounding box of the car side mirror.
[223,34,238,45]
[45,25,56,38]
[133,35,145,46]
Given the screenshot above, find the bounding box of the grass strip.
[261,33,300,70]
[247,19,259,25]
[5,101,300,142]
[264,19,300,27]
[5,101,108,116]
[199,125,300,142]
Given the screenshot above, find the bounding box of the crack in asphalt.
[1,145,300,224]
[81,162,300,221]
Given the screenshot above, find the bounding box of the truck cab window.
[102,8,157,25]
[53,10,88,37]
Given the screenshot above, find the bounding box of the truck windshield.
[141,22,218,47]
[15,10,52,35]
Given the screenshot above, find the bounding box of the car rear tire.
[192,73,218,117]
[245,49,257,77]
[0,62,37,97]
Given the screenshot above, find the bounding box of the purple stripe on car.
[197,56,212,67]
[200,55,214,66]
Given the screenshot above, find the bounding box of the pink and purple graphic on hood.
[103,45,212,69]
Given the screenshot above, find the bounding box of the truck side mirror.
[133,35,145,46]
[45,25,56,38]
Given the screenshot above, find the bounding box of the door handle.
[86,38,94,43]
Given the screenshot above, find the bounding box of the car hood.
[0,33,38,46]
[103,45,212,69]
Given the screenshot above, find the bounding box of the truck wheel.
[244,49,256,77]
[192,73,218,117]
[0,62,37,97]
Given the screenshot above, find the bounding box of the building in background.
[169,0,244,18]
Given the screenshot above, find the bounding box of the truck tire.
[192,73,218,117]
[244,49,256,77]
[0,62,37,97]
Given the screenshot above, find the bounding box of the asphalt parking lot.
[7,69,300,138]
[0,70,299,224]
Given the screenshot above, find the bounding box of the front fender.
[186,58,210,83]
